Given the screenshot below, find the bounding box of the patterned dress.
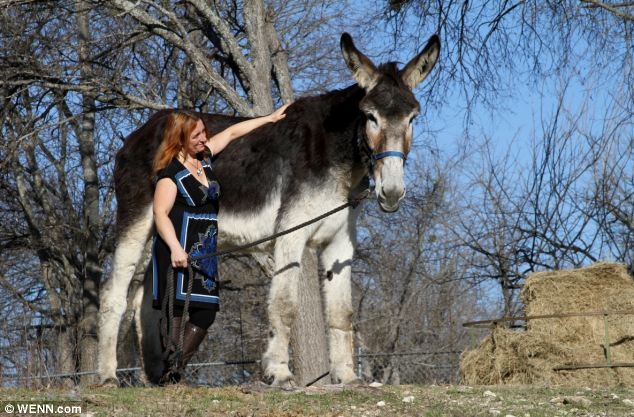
[149,152,220,311]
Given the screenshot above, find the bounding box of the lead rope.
[159,268,176,382]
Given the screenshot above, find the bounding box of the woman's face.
[184,119,206,157]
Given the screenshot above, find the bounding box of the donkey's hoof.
[331,369,361,386]
[270,377,296,390]
[263,372,296,390]
[271,379,297,391]
[343,377,365,386]
[98,377,119,388]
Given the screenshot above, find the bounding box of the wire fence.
[0,349,462,388]
[356,349,462,385]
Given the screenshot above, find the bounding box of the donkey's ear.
[400,34,440,89]
[340,33,379,90]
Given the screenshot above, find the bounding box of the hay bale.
[461,262,634,386]
[461,327,562,385]
[522,262,634,317]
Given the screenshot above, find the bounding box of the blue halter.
[372,151,406,161]
[356,120,407,177]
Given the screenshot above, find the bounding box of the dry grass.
[2,383,634,416]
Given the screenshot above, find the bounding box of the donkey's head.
[341,33,440,212]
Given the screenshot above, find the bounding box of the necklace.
[182,155,203,176]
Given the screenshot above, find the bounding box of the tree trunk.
[56,326,76,388]
[76,0,101,386]
[290,248,329,386]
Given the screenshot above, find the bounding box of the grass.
[1,384,634,416]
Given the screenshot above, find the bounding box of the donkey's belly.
[217,194,280,252]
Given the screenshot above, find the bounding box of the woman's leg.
[181,309,216,366]
[159,308,215,385]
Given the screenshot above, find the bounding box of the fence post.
[603,312,611,366]
[357,346,362,380]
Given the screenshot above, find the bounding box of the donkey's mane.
[377,62,407,87]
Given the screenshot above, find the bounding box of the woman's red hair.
[153,111,208,173]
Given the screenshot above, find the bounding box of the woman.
[148,104,289,384]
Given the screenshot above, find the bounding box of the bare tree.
[0,1,119,385]
[448,81,634,320]
[450,137,528,317]
[580,0,634,22]
[585,96,634,272]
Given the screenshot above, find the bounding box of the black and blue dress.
[149,152,220,312]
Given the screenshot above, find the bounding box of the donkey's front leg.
[320,213,359,384]
[262,233,307,387]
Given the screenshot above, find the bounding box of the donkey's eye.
[366,113,378,124]
[409,114,418,125]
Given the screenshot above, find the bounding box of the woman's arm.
[206,103,291,155]
[153,178,189,268]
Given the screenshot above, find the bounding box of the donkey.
[97,32,440,387]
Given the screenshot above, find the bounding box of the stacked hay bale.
[461,262,634,386]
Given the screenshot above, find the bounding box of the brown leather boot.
[181,322,207,368]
